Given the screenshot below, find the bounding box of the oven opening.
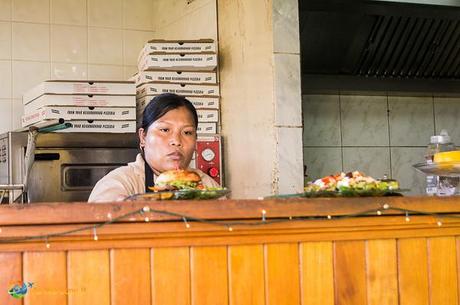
[61,164,126,191]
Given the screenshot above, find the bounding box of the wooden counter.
[1,196,460,305]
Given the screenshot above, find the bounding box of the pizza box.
[23,80,136,104]
[23,94,136,114]
[56,120,136,133]
[138,53,217,72]
[136,95,219,111]
[196,122,217,134]
[22,106,136,127]
[137,82,219,97]
[131,70,217,86]
[184,96,219,109]
[138,39,216,59]
[197,109,219,123]
[136,108,218,123]
[135,119,217,135]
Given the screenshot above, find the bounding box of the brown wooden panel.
[3,197,460,226]
[111,249,151,305]
[428,237,458,305]
[300,242,334,305]
[23,252,67,305]
[152,247,190,305]
[366,239,398,305]
[457,237,460,305]
[228,245,264,305]
[398,238,429,305]
[334,240,367,305]
[0,252,22,305]
[4,213,460,252]
[266,243,300,305]
[67,250,110,305]
[190,246,228,305]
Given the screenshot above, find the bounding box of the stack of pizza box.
[134,39,219,134]
[21,80,136,133]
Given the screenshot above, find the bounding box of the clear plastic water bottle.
[425,130,457,196]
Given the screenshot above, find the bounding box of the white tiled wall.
[303,94,460,195]
[273,0,303,195]
[0,0,216,132]
[151,0,217,40]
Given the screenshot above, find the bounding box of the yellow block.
[434,151,460,163]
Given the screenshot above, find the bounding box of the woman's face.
[138,106,197,175]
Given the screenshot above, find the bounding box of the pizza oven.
[0,132,138,203]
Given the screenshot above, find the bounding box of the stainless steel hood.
[300,0,460,94]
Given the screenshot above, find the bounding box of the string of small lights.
[0,203,459,247]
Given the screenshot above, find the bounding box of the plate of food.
[125,169,229,201]
[302,171,405,197]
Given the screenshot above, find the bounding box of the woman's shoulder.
[107,154,144,178]
[88,154,144,202]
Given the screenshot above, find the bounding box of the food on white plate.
[304,171,399,193]
[145,169,228,200]
[150,169,204,192]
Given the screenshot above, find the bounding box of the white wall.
[0,0,304,199]
[151,0,217,40]
[217,0,303,198]
[0,0,216,133]
[303,94,460,195]
[272,0,303,195]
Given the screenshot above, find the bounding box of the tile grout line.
[121,0,125,74]
[86,0,89,80]
[387,94,393,178]
[432,94,436,135]
[49,0,52,81]
[338,94,344,172]
[10,5,13,130]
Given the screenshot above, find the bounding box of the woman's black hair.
[140,93,198,131]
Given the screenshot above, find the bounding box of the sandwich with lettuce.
[151,169,204,192]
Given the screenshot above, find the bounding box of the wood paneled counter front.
[1,196,460,305]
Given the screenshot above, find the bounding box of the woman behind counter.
[88,93,219,202]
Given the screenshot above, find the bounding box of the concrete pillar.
[218,0,303,198]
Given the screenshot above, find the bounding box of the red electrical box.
[195,135,222,185]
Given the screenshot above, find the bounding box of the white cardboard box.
[184,96,219,109]
[138,39,216,58]
[137,95,219,111]
[197,109,219,122]
[23,80,136,104]
[138,53,217,72]
[136,120,217,134]
[136,108,218,123]
[132,71,217,86]
[57,120,136,133]
[135,115,217,134]
[196,122,217,134]
[24,94,136,114]
[137,82,219,97]
[22,106,136,127]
